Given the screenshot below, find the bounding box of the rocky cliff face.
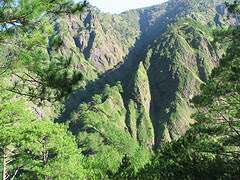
[51,0,236,153]
[144,18,219,148]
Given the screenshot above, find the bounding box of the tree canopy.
[0,1,90,179]
[0,0,88,102]
[1,0,240,179]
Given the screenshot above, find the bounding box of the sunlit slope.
[51,0,235,153]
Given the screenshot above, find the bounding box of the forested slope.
[45,0,238,172]
[2,0,240,178]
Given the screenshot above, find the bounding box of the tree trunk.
[2,145,6,180]
[43,150,47,180]
[43,136,48,180]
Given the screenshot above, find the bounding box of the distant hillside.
[45,0,238,165]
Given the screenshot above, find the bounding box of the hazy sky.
[86,0,168,14]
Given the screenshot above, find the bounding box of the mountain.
[45,0,238,171]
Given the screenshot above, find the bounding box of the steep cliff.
[144,18,219,148]
[51,0,236,157]
[125,62,154,149]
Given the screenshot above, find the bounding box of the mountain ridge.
[47,0,237,159]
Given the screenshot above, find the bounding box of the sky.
[86,0,168,14]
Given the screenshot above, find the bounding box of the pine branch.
[6,159,13,165]
[10,168,19,180]
[24,72,43,85]
[6,148,16,157]
[0,10,34,26]
[213,107,240,138]
[0,84,38,99]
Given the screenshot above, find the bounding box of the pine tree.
[190,0,240,163]
[0,91,36,180]
[20,121,86,179]
[190,20,240,179]
[0,0,88,102]
[0,93,87,179]
[0,2,89,178]
[107,155,135,180]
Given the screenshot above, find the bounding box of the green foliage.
[137,2,240,179]
[137,130,234,179]
[0,0,235,178]
[0,90,35,180]
[0,2,90,179]
[107,155,135,180]
[190,21,240,171]
[125,62,154,148]
[83,146,124,179]
[20,121,86,179]
[141,16,220,147]
[52,4,233,177]
[65,83,151,178]
[225,0,240,16]
[0,0,88,102]
[0,90,87,179]
[55,0,231,154]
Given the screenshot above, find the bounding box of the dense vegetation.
[136,7,240,178]
[0,0,240,179]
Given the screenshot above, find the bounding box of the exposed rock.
[51,0,236,151]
